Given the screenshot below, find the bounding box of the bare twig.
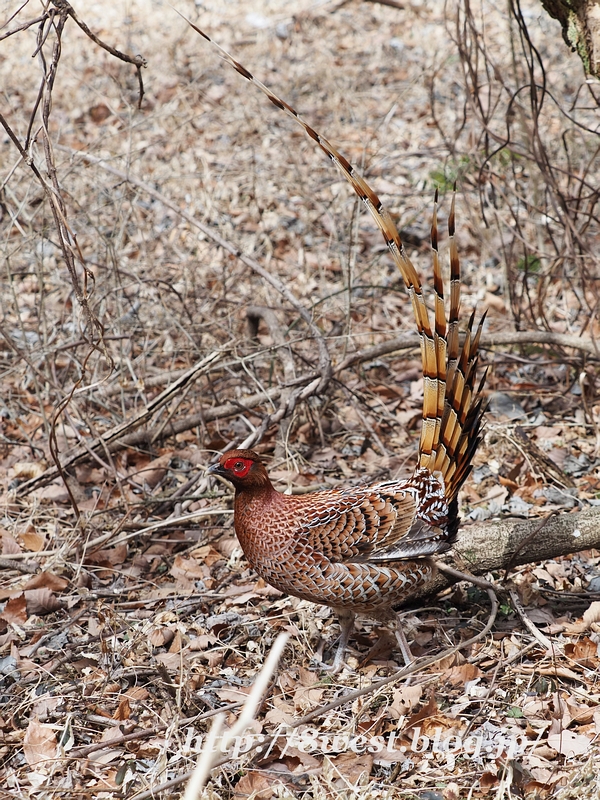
[0,557,39,574]
[69,703,245,759]
[363,0,405,8]
[0,1,149,518]
[508,586,559,654]
[434,560,495,590]
[15,318,599,496]
[56,147,333,393]
[51,0,146,107]
[337,329,600,373]
[182,633,289,798]
[15,350,225,495]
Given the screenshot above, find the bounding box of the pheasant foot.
[317,609,356,674]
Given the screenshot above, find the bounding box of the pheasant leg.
[395,615,414,666]
[325,609,355,674]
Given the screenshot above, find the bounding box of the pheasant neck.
[233,483,293,556]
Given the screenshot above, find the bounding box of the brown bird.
[199,27,487,671]
[208,195,485,671]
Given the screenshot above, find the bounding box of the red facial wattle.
[223,457,252,478]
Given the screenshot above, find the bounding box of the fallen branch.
[508,586,558,654]
[410,505,600,604]
[337,328,599,371]
[0,557,39,574]
[69,703,244,760]
[18,324,597,497]
[15,349,224,496]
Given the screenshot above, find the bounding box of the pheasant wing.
[299,473,451,564]
[299,483,445,564]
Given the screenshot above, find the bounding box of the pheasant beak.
[207,462,225,477]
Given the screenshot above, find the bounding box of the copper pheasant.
[200,26,487,670]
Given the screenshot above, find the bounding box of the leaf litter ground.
[0,0,600,798]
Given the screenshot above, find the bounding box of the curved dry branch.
[338,328,599,371]
[17,322,597,496]
[15,350,224,496]
[52,0,146,105]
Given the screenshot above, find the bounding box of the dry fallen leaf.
[278,745,321,773]
[234,770,283,799]
[149,627,173,647]
[188,634,219,650]
[479,772,499,790]
[170,555,208,590]
[21,528,45,551]
[565,696,596,725]
[153,653,181,671]
[1,531,22,555]
[124,686,150,702]
[24,588,62,616]
[215,686,252,704]
[23,717,57,766]
[564,637,598,668]
[388,684,423,718]
[293,685,324,711]
[444,662,483,687]
[216,535,239,558]
[89,102,111,123]
[24,571,69,592]
[264,700,295,726]
[0,593,28,624]
[547,730,591,757]
[129,453,170,488]
[531,744,558,760]
[327,751,373,784]
[168,629,183,653]
[34,483,70,503]
[583,601,600,628]
[515,665,584,681]
[443,782,461,800]
[298,667,319,687]
[86,544,128,571]
[113,697,131,721]
[191,544,224,566]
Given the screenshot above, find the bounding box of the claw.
[310,609,356,673]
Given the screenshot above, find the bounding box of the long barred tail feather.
[420,190,447,472]
[191,22,487,509]
[423,192,486,511]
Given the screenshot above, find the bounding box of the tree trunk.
[540,0,600,77]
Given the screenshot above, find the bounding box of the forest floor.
[1,0,600,798]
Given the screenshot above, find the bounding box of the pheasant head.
[208,449,273,493]
[208,449,287,563]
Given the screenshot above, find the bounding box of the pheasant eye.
[223,456,252,477]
